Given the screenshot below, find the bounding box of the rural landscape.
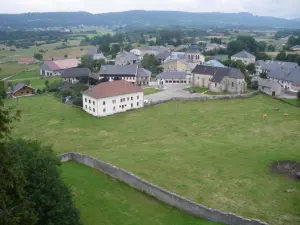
[1,4,300,225]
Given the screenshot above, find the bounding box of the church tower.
[186,38,205,65]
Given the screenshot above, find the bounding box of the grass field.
[281,98,300,106]
[62,161,221,225]
[184,87,208,93]
[144,88,161,95]
[0,64,38,80]
[10,70,40,80]
[6,94,300,225]
[10,77,62,90]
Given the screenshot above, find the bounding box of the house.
[160,60,188,72]
[192,65,247,94]
[255,60,298,76]
[130,49,143,57]
[115,51,139,65]
[157,71,187,86]
[10,83,35,97]
[258,78,282,96]
[204,60,225,68]
[86,48,107,61]
[40,58,80,76]
[205,43,226,52]
[291,45,300,51]
[99,64,151,86]
[231,50,256,65]
[18,57,38,64]
[156,51,171,64]
[61,68,90,84]
[82,80,144,117]
[268,66,300,91]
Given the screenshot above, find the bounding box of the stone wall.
[58,152,268,225]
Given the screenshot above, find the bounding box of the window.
[85,105,87,109]
[232,82,234,87]
[103,108,106,113]
[137,96,139,100]
[93,108,95,112]
[166,80,169,83]
[137,102,139,106]
[112,99,116,104]
[103,101,106,105]
[89,107,91,110]
[89,100,91,104]
[215,83,217,87]
[131,97,133,100]
[113,107,116,111]
[93,101,95,105]
[173,80,176,83]
[85,98,87,102]
[127,97,129,101]
[131,103,133,107]
[122,105,124,109]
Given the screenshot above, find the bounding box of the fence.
[59,152,268,225]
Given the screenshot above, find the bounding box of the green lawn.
[184,87,208,93]
[62,161,221,225]
[0,63,38,80]
[11,77,62,90]
[10,70,40,80]
[281,98,300,106]
[6,95,300,225]
[144,88,161,95]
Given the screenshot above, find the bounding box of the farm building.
[61,68,90,84]
[9,83,35,97]
[40,58,80,76]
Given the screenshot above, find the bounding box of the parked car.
[189,90,196,94]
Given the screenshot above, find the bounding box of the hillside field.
[6,94,300,225]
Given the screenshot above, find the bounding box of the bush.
[36,89,42,94]
[60,89,73,98]
[72,97,83,107]
[250,80,258,90]
[297,90,300,100]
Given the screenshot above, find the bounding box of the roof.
[117,51,139,61]
[137,68,152,77]
[11,83,35,94]
[186,39,201,53]
[256,60,298,71]
[100,64,138,76]
[87,48,101,55]
[192,65,244,83]
[149,46,169,53]
[232,50,255,59]
[157,71,186,79]
[156,51,171,61]
[83,80,143,99]
[18,57,37,63]
[170,52,186,61]
[212,55,229,62]
[204,60,225,68]
[42,58,80,71]
[61,68,90,78]
[287,67,300,83]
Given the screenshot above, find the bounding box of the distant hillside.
[1,11,300,29]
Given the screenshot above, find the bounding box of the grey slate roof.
[268,66,300,84]
[61,68,90,78]
[149,46,169,53]
[256,60,298,71]
[137,68,152,77]
[87,48,100,55]
[117,51,139,61]
[11,83,34,94]
[156,51,171,61]
[157,71,186,79]
[100,64,138,76]
[192,65,244,83]
[286,67,300,83]
[204,60,225,68]
[186,39,201,53]
[232,50,255,59]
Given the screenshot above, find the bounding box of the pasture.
[62,161,221,225]
[6,94,300,225]
[0,63,38,80]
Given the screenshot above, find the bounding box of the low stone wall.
[58,152,268,225]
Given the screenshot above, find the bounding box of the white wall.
[231,57,255,65]
[63,77,79,84]
[40,69,61,76]
[83,92,144,117]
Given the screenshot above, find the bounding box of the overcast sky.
[1,0,300,19]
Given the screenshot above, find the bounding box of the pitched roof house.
[192,65,246,93]
[82,80,144,117]
[61,68,90,84]
[204,60,225,68]
[40,58,80,76]
[86,48,107,61]
[115,51,139,65]
[157,71,187,86]
[255,60,298,75]
[231,50,256,65]
[268,66,300,90]
[10,83,35,97]
[99,64,151,86]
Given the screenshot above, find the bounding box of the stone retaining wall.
[59,152,268,225]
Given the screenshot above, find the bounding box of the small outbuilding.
[10,83,35,97]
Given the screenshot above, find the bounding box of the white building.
[231,50,256,65]
[82,80,144,117]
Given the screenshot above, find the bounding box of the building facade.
[40,58,80,76]
[115,51,139,65]
[61,68,90,84]
[231,50,256,65]
[156,71,188,86]
[82,80,144,117]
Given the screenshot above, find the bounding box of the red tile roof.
[83,80,143,99]
[44,58,80,71]
[18,57,37,63]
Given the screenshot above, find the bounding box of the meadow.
[6,94,300,225]
[62,161,221,225]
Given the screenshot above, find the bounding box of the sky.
[1,0,300,19]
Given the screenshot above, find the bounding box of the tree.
[298,90,300,100]
[210,38,222,44]
[34,52,43,61]
[79,55,104,72]
[246,63,256,75]
[257,41,267,52]
[141,54,161,75]
[99,43,110,54]
[255,52,271,61]
[267,45,276,52]
[275,51,287,61]
[64,54,68,58]
[260,72,268,79]
[72,97,83,107]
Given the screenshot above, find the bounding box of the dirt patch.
[270,161,300,180]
